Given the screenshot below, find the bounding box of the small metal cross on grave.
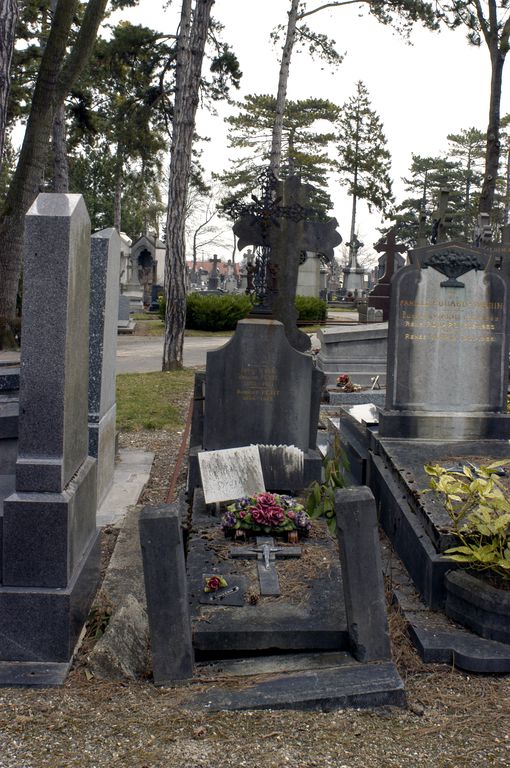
[229,536,301,596]
[374,229,406,283]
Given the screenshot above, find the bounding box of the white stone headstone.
[198,445,265,504]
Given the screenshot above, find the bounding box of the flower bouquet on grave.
[221,492,312,541]
[336,373,362,392]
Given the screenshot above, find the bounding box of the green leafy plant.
[425,461,510,580]
[305,435,348,533]
[295,295,327,324]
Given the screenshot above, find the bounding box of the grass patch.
[116,370,195,431]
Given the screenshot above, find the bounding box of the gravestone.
[0,193,100,684]
[316,323,388,386]
[89,228,121,506]
[192,318,323,491]
[189,318,324,493]
[368,230,406,321]
[117,294,135,334]
[208,254,221,290]
[379,241,510,439]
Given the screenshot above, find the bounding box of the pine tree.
[220,94,339,215]
[392,154,463,246]
[336,81,393,256]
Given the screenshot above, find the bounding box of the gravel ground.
[1,386,510,768]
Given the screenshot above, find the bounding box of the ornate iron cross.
[223,168,313,314]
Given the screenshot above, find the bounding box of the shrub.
[186,293,252,331]
[295,295,327,323]
[425,461,510,580]
[158,292,327,331]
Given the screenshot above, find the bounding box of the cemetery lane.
[116,334,230,373]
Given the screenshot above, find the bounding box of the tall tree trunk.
[49,0,68,192]
[479,46,505,215]
[0,0,18,172]
[269,0,299,175]
[52,101,69,191]
[113,143,123,231]
[163,0,214,371]
[0,0,108,347]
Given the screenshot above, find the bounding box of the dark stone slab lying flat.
[188,490,348,653]
[0,661,71,687]
[408,613,510,674]
[189,660,405,711]
[379,538,510,674]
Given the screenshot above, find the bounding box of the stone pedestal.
[0,194,100,684]
[89,228,121,505]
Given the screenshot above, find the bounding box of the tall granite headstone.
[379,241,510,439]
[0,194,100,684]
[89,228,121,506]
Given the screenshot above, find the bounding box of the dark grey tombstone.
[335,486,392,662]
[118,294,131,323]
[0,194,100,683]
[379,241,510,440]
[203,319,320,452]
[368,230,406,321]
[139,504,194,684]
[89,228,121,506]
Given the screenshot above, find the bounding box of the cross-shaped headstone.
[229,535,301,596]
[374,229,406,283]
[224,168,341,351]
[346,234,364,270]
[431,188,452,244]
[208,254,221,289]
[367,229,406,321]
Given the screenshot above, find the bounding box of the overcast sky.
[110,1,504,261]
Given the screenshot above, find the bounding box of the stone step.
[189,658,405,711]
[0,400,18,439]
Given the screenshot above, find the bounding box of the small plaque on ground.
[198,445,265,504]
[198,574,246,606]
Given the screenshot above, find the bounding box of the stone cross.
[431,188,452,244]
[208,254,220,289]
[230,535,301,596]
[374,229,406,283]
[346,234,364,270]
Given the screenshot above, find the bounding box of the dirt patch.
[2,399,510,767]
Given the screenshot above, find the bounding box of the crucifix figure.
[230,536,301,596]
